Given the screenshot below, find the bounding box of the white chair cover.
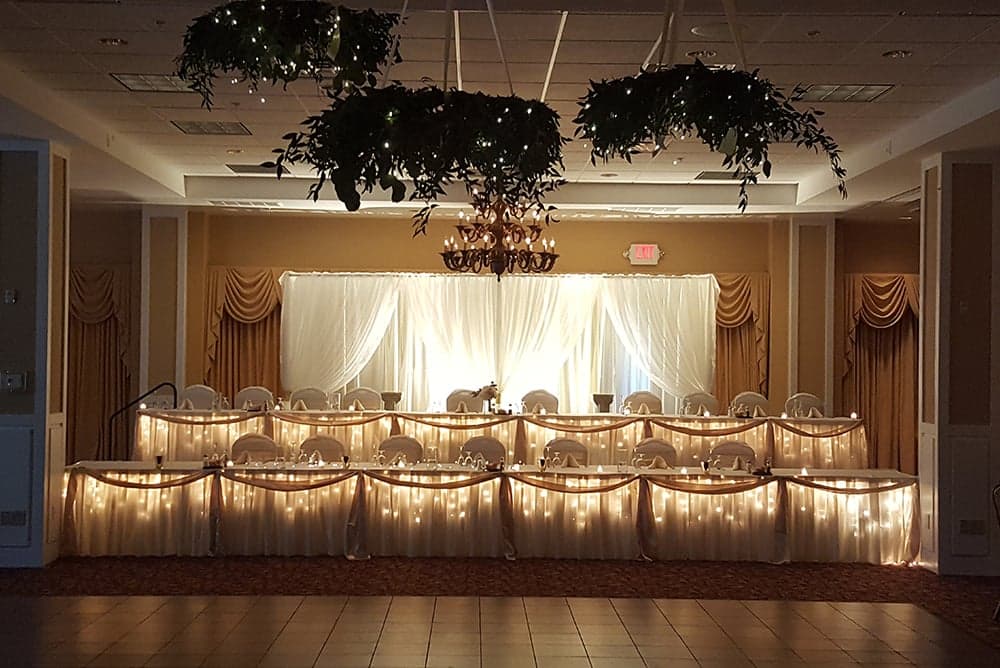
[300,434,345,463]
[234,386,275,410]
[544,438,589,466]
[623,390,662,415]
[378,435,423,464]
[179,384,217,410]
[231,433,281,463]
[343,386,382,411]
[731,391,768,416]
[634,438,678,467]
[521,389,558,414]
[446,389,481,413]
[785,392,824,418]
[682,392,720,416]
[709,440,756,467]
[288,387,329,410]
[460,436,506,464]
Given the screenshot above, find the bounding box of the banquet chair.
[730,391,768,417]
[231,433,281,464]
[623,390,662,415]
[709,440,756,468]
[682,392,720,416]
[633,438,677,467]
[784,392,824,418]
[522,389,558,414]
[299,435,345,463]
[234,386,275,410]
[288,387,329,410]
[342,386,382,411]
[460,436,506,464]
[544,438,589,466]
[446,389,480,413]
[178,384,217,410]
[378,435,423,464]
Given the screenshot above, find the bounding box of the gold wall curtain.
[714,273,770,408]
[204,267,283,402]
[843,274,919,473]
[67,266,130,462]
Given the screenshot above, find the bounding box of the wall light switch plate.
[2,289,17,305]
[0,371,28,393]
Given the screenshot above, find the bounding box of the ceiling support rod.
[484,0,515,95]
[454,10,464,91]
[540,11,568,103]
[721,0,748,69]
[380,0,409,87]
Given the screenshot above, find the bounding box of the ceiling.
[2,0,1000,216]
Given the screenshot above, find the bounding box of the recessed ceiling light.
[111,73,190,93]
[225,148,244,155]
[672,157,683,165]
[171,120,252,136]
[882,49,913,59]
[806,30,822,37]
[99,37,128,47]
[600,173,618,177]
[690,22,750,40]
[686,49,718,60]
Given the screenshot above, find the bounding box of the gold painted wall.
[147,217,178,387]
[797,225,828,398]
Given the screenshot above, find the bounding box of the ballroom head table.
[63,461,917,565]
[134,409,870,470]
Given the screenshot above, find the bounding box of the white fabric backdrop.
[281,272,718,413]
[280,273,400,392]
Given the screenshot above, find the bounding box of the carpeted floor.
[3,557,1000,651]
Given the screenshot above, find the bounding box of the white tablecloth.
[63,463,916,564]
[133,410,868,470]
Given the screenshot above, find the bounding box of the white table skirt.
[133,410,868,470]
[63,464,917,564]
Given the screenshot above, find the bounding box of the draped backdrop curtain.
[714,273,770,408]
[67,266,131,461]
[843,274,919,473]
[204,267,283,403]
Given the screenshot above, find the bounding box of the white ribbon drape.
[280,273,401,392]
[601,275,719,398]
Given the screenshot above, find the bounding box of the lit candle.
[703,410,710,417]
[800,467,808,476]
[780,412,788,419]
[850,411,858,419]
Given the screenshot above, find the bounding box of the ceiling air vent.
[226,163,288,175]
[793,84,893,103]
[208,200,284,208]
[171,120,251,136]
[111,73,191,93]
[694,171,741,181]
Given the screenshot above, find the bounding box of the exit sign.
[625,243,662,265]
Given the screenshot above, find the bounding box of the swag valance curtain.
[279,272,719,412]
[714,273,770,408]
[68,266,131,461]
[842,274,919,473]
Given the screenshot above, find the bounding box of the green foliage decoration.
[574,61,847,210]
[266,85,568,235]
[176,0,400,108]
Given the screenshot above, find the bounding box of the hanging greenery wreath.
[176,0,400,108]
[265,85,568,234]
[574,61,847,210]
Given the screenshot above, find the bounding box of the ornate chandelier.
[441,200,558,280]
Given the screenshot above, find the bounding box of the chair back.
[730,391,768,416]
[709,440,756,467]
[234,386,275,410]
[784,392,824,417]
[343,386,382,411]
[682,392,719,416]
[231,433,281,463]
[446,389,480,413]
[460,436,506,464]
[378,435,423,464]
[634,438,677,467]
[300,435,345,463]
[623,390,662,415]
[179,384,217,410]
[522,389,558,414]
[288,387,329,410]
[544,438,589,466]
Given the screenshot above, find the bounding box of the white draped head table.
[133,409,868,471]
[63,462,916,565]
